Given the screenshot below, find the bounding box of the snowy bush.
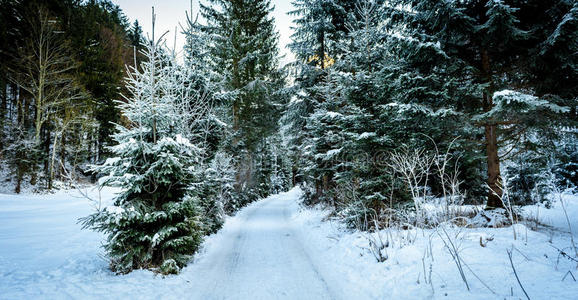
[551,132,578,191]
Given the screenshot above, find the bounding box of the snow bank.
[290,191,578,299]
[525,193,578,234]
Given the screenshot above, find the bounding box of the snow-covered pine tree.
[302,74,348,204]
[552,130,578,190]
[161,39,230,237]
[181,4,226,157]
[326,0,398,222]
[287,0,355,203]
[201,0,286,203]
[266,133,292,194]
[205,151,236,215]
[81,32,204,275]
[385,0,575,208]
[376,0,487,201]
[4,126,38,193]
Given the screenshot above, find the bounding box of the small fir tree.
[81,34,204,275]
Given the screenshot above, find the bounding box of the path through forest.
[186,188,336,299]
[0,187,367,299]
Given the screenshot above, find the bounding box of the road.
[186,189,336,299]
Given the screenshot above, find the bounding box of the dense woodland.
[0,0,147,193]
[0,0,577,274]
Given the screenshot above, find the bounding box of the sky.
[113,0,296,65]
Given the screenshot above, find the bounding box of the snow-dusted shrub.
[4,127,39,193]
[195,151,236,233]
[385,139,471,228]
[551,132,578,191]
[386,145,435,226]
[342,200,377,230]
[470,208,512,228]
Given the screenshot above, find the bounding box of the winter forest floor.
[1,187,578,299]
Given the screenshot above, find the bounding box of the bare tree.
[9,6,86,188]
[387,145,435,225]
[10,7,85,144]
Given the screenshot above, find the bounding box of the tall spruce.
[201,0,285,200]
[286,0,354,201]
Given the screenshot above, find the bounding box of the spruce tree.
[81,34,204,275]
[181,5,226,158]
[387,0,575,208]
[287,0,354,202]
[201,0,285,201]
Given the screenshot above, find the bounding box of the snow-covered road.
[0,187,359,300]
[186,189,335,299]
[3,187,578,299]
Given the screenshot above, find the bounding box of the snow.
[1,187,578,299]
[0,187,339,299]
[294,193,578,299]
[325,111,343,118]
[357,132,377,140]
[492,90,569,113]
[525,193,578,235]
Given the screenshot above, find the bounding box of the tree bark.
[484,116,503,208]
[44,123,51,189]
[50,133,59,187]
[481,50,504,209]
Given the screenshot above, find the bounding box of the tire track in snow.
[281,197,336,300]
[186,191,336,299]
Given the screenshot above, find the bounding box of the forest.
[0,0,577,298]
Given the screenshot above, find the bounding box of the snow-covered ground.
[295,195,578,299]
[1,187,577,299]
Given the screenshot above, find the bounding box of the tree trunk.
[50,133,59,188]
[60,133,66,178]
[484,118,503,208]
[43,123,51,189]
[318,31,325,70]
[15,169,22,194]
[0,82,6,154]
[481,49,504,209]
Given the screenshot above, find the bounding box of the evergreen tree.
[0,0,136,192]
[287,0,576,217]
[201,0,285,202]
[128,20,143,47]
[286,0,354,202]
[386,0,575,208]
[70,0,130,161]
[181,5,225,158]
[81,34,204,275]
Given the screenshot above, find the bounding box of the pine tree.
[205,151,236,215]
[128,20,143,47]
[181,4,226,158]
[70,0,131,161]
[81,33,204,275]
[387,0,575,208]
[201,0,285,201]
[286,0,354,202]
